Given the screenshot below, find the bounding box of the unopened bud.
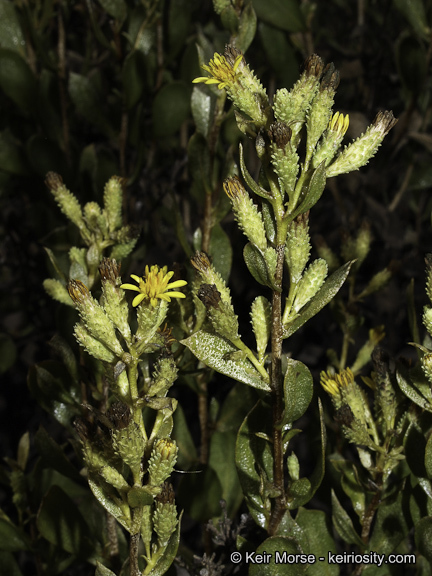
[148,439,178,486]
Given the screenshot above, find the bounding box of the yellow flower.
[192,52,243,90]
[320,367,355,400]
[120,265,187,307]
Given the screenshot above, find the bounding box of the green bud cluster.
[197,284,240,342]
[148,439,178,487]
[191,251,232,304]
[223,176,267,251]
[285,214,311,284]
[112,421,146,474]
[268,122,300,199]
[250,296,271,363]
[292,259,328,313]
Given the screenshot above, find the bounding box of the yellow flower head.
[120,265,187,307]
[193,51,243,90]
[320,367,355,400]
[328,111,349,136]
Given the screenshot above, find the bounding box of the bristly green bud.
[69,247,88,283]
[43,278,74,307]
[423,306,432,337]
[213,0,231,14]
[99,465,129,491]
[191,251,232,305]
[287,452,300,482]
[250,296,271,363]
[141,505,152,545]
[425,254,432,304]
[68,279,124,357]
[268,122,299,199]
[341,222,372,270]
[312,112,350,169]
[153,483,177,546]
[73,323,116,363]
[285,213,311,284]
[146,356,178,398]
[45,172,90,242]
[135,299,169,351]
[197,284,239,342]
[112,420,146,474]
[315,235,340,272]
[421,352,432,384]
[326,111,397,177]
[148,439,178,487]
[273,54,323,145]
[223,176,267,251]
[357,266,393,300]
[104,176,124,232]
[99,258,131,341]
[193,45,270,130]
[306,63,340,163]
[292,259,328,313]
[83,201,105,237]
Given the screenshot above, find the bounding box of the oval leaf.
[282,359,313,425]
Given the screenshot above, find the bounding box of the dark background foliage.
[1,0,432,574]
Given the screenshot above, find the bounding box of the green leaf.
[37,485,93,558]
[252,0,306,32]
[287,399,326,509]
[96,562,117,576]
[172,404,198,469]
[396,364,432,412]
[394,0,431,40]
[0,0,25,54]
[249,536,306,575]
[48,334,79,383]
[369,490,409,555]
[188,132,211,198]
[127,486,153,508]
[295,508,339,576]
[426,433,432,480]
[180,330,270,391]
[281,359,313,426]
[283,261,354,338]
[88,475,131,532]
[191,86,215,138]
[152,82,191,137]
[330,456,366,520]
[0,551,24,576]
[194,223,233,282]
[34,426,83,482]
[216,382,257,433]
[146,511,182,576]
[259,23,298,89]
[239,143,273,200]
[177,466,222,522]
[0,49,35,113]
[290,162,327,220]
[416,516,432,565]
[209,430,243,517]
[69,72,113,136]
[236,2,257,53]
[243,243,279,291]
[168,0,193,59]
[122,51,146,109]
[331,490,363,547]
[235,401,273,529]
[97,0,127,21]
[0,519,30,552]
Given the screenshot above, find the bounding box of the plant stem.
[268,244,287,535]
[130,530,141,576]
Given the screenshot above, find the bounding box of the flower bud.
[68,279,124,357]
[306,63,340,162]
[326,111,397,177]
[268,122,299,199]
[83,201,105,236]
[148,439,178,487]
[422,353,432,384]
[112,421,146,474]
[273,54,323,144]
[292,259,328,313]
[423,306,432,337]
[45,172,90,242]
[43,278,74,306]
[99,258,131,341]
[250,296,271,363]
[104,176,124,232]
[73,323,116,363]
[312,112,350,169]
[147,356,178,397]
[425,254,432,304]
[197,284,239,342]
[287,453,300,482]
[223,176,267,251]
[191,252,232,305]
[153,483,177,546]
[285,213,311,285]
[99,465,129,491]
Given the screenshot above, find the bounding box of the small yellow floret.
[120,265,187,307]
[192,52,242,90]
